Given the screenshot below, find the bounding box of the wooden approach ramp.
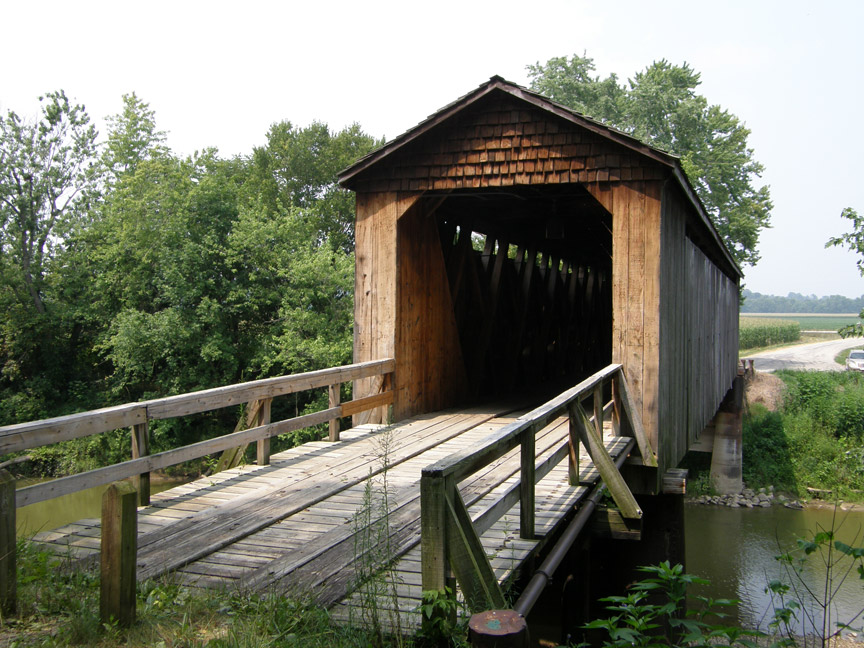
[28,403,632,632]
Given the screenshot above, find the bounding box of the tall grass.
[739,318,800,351]
[742,371,864,500]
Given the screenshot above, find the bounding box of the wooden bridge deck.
[27,402,631,633]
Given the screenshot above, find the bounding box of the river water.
[685,503,864,635]
[15,477,188,538]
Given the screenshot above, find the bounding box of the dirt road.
[742,337,864,372]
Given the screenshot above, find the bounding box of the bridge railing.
[419,362,656,613]
[0,359,395,509]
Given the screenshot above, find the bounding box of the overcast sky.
[3,0,862,298]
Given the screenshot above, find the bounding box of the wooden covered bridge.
[0,77,741,635]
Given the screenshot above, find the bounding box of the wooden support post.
[593,385,604,436]
[328,383,341,442]
[519,427,535,540]
[421,471,455,633]
[567,407,580,486]
[256,398,272,466]
[468,610,529,648]
[611,373,630,438]
[100,481,137,628]
[131,421,150,506]
[1,469,16,616]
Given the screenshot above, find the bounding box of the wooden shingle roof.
[338,76,740,279]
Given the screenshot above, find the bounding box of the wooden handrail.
[0,359,394,455]
[420,363,655,618]
[3,359,395,508]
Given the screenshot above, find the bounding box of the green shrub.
[742,405,796,491]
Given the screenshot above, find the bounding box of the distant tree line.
[741,289,864,313]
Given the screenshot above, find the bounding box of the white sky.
[3,0,862,298]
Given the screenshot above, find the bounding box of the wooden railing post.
[256,398,272,466]
[519,427,535,540]
[611,371,632,439]
[131,421,150,506]
[593,385,604,436]
[100,481,137,627]
[567,407,580,486]
[420,469,455,632]
[328,383,341,442]
[1,469,16,616]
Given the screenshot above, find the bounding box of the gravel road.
[742,337,864,372]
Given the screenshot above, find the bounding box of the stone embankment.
[691,486,804,509]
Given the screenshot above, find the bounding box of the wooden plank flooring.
[26,403,632,634]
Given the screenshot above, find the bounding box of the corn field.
[739,318,800,351]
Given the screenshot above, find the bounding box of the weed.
[350,424,405,647]
[765,508,864,648]
[581,561,762,648]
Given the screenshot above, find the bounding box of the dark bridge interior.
[427,184,613,402]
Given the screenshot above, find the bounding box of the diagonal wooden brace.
[572,403,642,519]
[445,489,506,612]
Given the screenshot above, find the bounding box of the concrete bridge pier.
[709,376,744,495]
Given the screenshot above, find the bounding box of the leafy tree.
[248,121,380,252]
[102,93,167,180]
[0,91,99,422]
[0,90,98,314]
[527,53,773,268]
[826,207,864,336]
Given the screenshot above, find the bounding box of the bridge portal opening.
[426,183,612,403]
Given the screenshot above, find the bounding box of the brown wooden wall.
[585,182,663,460]
[658,183,740,472]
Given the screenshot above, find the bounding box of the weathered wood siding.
[353,192,420,422]
[586,182,663,460]
[659,183,739,471]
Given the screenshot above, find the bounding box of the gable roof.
[338,76,740,278]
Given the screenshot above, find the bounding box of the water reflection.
[16,477,188,538]
[685,503,864,634]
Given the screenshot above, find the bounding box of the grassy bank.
[741,370,864,501]
[2,540,430,648]
[684,370,864,502]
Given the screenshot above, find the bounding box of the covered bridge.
[338,76,740,489]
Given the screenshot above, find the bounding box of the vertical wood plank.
[593,385,604,437]
[567,408,580,486]
[519,427,535,539]
[131,421,150,506]
[100,481,137,627]
[328,384,341,442]
[0,469,15,616]
[256,398,272,465]
[421,472,449,593]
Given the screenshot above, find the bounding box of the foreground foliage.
[582,561,760,648]
[2,540,412,648]
[767,511,864,648]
